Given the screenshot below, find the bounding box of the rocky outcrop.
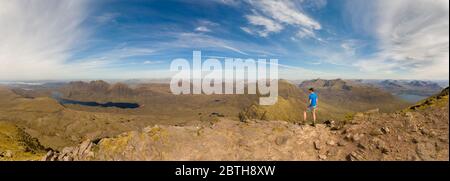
[109,83,135,97]
[42,140,95,161]
[44,119,349,161]
[337,89,449,161]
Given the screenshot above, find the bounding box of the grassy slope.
[0,121,46,161]
[405,87,449,112]
[239,80,354,123]
[299,79,410,112]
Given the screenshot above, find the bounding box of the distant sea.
[396,94,428,103]
[0,81,43,85]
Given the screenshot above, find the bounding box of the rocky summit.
[43,89,448,161]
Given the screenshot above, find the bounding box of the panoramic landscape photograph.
[0,0,448,166]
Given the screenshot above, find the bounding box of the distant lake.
[52,92,139,109]
[396,94,428,103]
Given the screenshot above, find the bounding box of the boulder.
[380,127,390,134]
[275,136,288,145]
[4,150,13,158]
[318,154,327,160]
[314,141,322,150]
[337,140,347,147]
[326,140,336,146]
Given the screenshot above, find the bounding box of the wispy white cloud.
[195,26,211,32]
[195,19,219,33]
[240,27,254,35]
[340,39,360,56]
[217,0,241,6]
[221,45,249,56]
[0,0,91,80]
[200,55,339,79]
[248,0,321,30]
[197,20,219,27]
[299,0,327,10]
[240,0,322,39]
[165,32,253,55]
[296,27,316,39]
[143,60,163,65]
[71,47,156,65]
[347,0,449,79]
[95,12,120,24]
[245,14,283,37]
[353,58,399,73]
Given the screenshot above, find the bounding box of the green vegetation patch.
[406,87,449,112]
[0,121,46,161]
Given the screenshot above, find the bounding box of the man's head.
[308,87,314,93]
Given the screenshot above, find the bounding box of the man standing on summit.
[304,88,318,126]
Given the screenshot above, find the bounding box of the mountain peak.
[300,79,351,90]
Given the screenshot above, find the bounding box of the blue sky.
[0,0,448,80]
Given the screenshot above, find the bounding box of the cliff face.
[44,89,448,161]
[60,80,136,101]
